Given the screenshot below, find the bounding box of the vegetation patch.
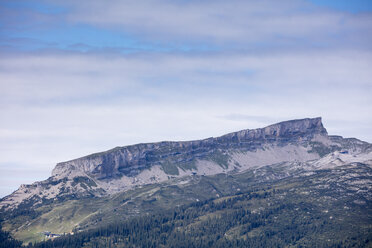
[178,159,197,171]
[308,142,340,157]
[161,162,179,175]
[71,176,97,188]
[208,150,230,169]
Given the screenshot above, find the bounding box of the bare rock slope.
[1,117,371,211]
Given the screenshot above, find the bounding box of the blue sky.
[0,0,372,197]
[2,0,371,53]
[309,0,372,13]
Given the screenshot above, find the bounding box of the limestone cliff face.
[218,117,326,143]
[2,117,372,245]
[6,117,367,211]
[52,117,327,180]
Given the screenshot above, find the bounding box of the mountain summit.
[1,117,371,244]
[1,117,369,210]
[53,117,327,179]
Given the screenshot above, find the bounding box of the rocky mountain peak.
[2,117,370,213]
[220,117,326,141]
[264,117,326,136]
[1,117,371,245]
[51,117,327,180]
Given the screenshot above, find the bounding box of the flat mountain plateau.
[0,117,371,247]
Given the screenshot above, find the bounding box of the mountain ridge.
[52,117,326,178]
[56,116,326,165]
[1,117,371,244]
[1,117,368,212]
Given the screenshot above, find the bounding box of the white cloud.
[1,51,371,186]
[59,0,372,48]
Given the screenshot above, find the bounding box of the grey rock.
[1,117,370,211]
[53,117,327,180]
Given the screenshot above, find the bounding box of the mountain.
[1,117,371,245]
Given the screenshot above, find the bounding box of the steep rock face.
[219,116,326,141]
[2,117,372,244]
[52,117,327,180]
[1,117,369,211]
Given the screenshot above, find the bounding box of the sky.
[0,0,372,198]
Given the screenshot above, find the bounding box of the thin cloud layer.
[61,0,372,48]
[1,50,371,150]
[2,0,372,51]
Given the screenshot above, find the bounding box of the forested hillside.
[28,165,372,248]
[1,118,371,247]
[0,224,22,248]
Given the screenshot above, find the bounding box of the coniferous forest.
[0,224,22,248]
[3,175,371,248]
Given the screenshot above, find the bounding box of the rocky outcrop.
[2,117,372,245]
[2,117,369,211]
[52,117,327,180]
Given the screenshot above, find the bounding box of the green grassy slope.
[31,163,372,247]
[3,162,371,246]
